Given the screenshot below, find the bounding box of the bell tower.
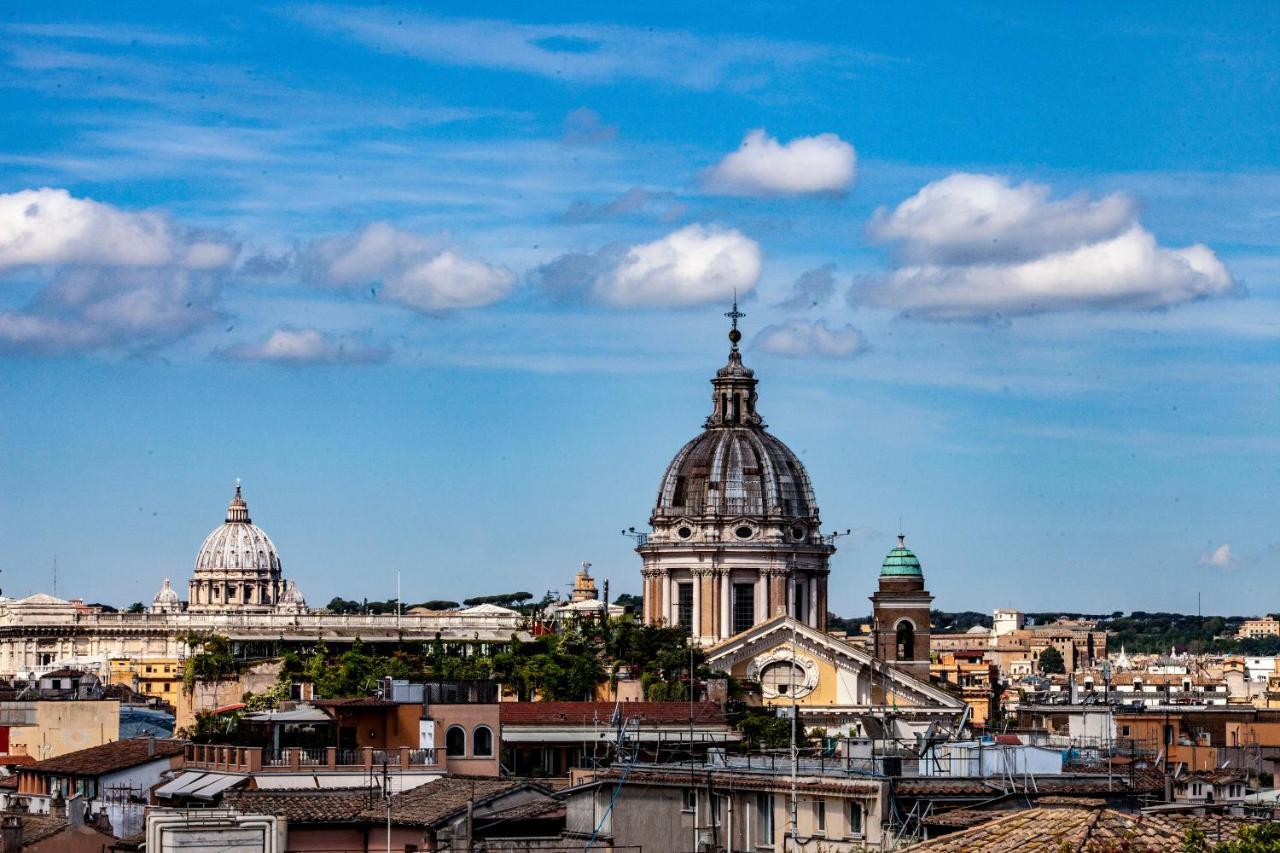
[870,534,933,679]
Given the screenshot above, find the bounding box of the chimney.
[147,735,156,757]
[1,815,21,853]
[67,796,86,829]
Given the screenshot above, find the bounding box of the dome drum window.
[734,525,755,540]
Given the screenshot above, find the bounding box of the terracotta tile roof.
[1179,769,1247,784]
[499,701,726,726]
[369,778,532,828]
[224,790,371,823]
[911,807,1251,851]
[895,779,1003,797]
[897,772,1163,798]
[27,738,184,776]
[224,779,551,829]
[313,698,398,708]
[476,796,565,823]
[923,806,1018,828]
[6,812,71,845]
[1038,796,1107,807]
[0,755,35,766]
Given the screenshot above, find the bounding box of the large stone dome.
[187,481,287,612]
[655,429,817,520]
[638,304,834,643]
[651,317,818,524]
[193,484,281,575]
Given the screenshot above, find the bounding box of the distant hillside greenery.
[829,609,1280,655]
[827,610,993,637]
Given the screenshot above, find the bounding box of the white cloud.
[297,8,884,92]
[0,188,238,354]
[868,173,1136,265]
[219,327,388,365]
[754,320,867,358]
[861,173,1237,319]
[703,130,856,196]
[776,264,838,311]
[561,187,684,225]
[384,250,517,311]
[1198,543,1238,570]
[0,267,222,354]
[0,187,236,271]
[318,222,516,312]
[321,221,443,286]
[578,224,761,308]
[562,107,617,145]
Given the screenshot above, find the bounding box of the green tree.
[126,602,146,613]
[1211,821,1280,852]
[182,633,238,692]
[412,600,460,611]
[612,593,642,613]
[1038,646,1066,675]
[733,708,812,750]
[463,592,533,607]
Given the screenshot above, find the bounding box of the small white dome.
[280,579,306,607]
[153,579,179,604]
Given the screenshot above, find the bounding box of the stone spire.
[706,295,763,429]
[225,479,250,523]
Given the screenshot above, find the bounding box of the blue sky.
[1,3,1279,616]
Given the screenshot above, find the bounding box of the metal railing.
[185,744,440,772]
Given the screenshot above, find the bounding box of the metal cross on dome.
[725,293,746,332]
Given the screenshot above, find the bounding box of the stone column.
[755,574,766,630]
[705,570,715,641]
[769,570,787,619]
[719,570,731,639]
[691,571,702,637]
[809,576,818,628]
[663,571,673,626]
[641,570,655,624]
[816,572,829,631]
[641,572,651,624]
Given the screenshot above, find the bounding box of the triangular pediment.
[707,616,964,710]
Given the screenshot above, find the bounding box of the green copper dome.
[880,534,923,577]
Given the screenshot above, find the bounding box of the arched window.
[895,620,914,661]
[445,726,466,757]
[472,726,493,757]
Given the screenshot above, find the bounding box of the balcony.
[184,743,440,773]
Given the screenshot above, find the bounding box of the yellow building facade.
[107,657,183,702]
